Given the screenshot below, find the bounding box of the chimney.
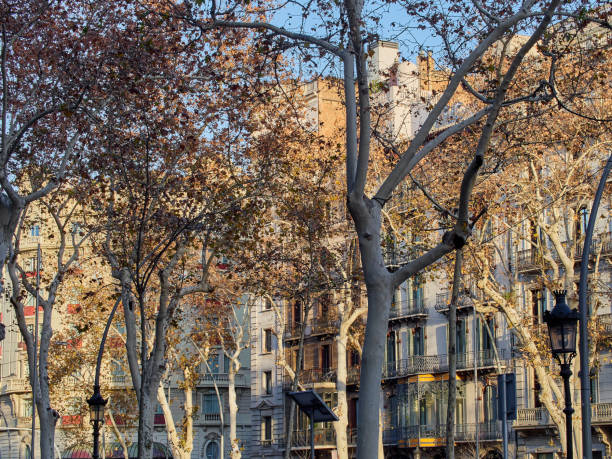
[368,41,399,84]
[417,50,435,92]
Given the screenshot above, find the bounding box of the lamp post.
[87,385,107,459]
[89,297,122,459]
[544,290,578,459]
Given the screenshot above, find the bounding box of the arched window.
[205,442,219,459]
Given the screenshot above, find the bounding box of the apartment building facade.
[0,222,252,459]
[248,39,612,459]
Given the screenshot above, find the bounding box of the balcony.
[383,350,508,379]
[284,368,336,389]
[203,413,221,422]
[389,300,427,323]
[514,404,612,430]
[456,349,507,372]
[284,324,302,340]
[514,407,552,428]
[592,403,612,424]
[516,249,541,273]
[383,355,447,378]
[455,422,503,442]
[198,372,248,387]
[309,318,338,337]
[347,367,360,385]
[599,232,612,256]
[385,422,502,448]
[0,377,30,394]
[434,292,473,314]
[102,374,131,388]
[383,246,426,270]
[597,314,612,335]
[291,427,336,448]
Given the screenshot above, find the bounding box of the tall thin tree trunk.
[334,335,349,459]
[108,405,129,459]
[38,310,59,459]
[228,365,240,459]
[183,371,194,457]
[157,382,192,459]
[446,248,463,458]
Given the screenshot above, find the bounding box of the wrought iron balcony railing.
[389,299,427,321]
[383,349,508,379]
[283,367,337,388]
[383,422,502,446]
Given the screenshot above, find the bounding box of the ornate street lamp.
[87,385,107,459]
[544,290,578,459]
[88,297,121,459]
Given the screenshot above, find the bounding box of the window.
[203,393,221,420]
[207,353,220,374]
[350,349,360,367]
[483,385,497,423]
[224,354,231,373]
[154,403,165,425]
[292,349,303,370]
[111,361,125,383]
[263,370,272,395]
[293,300,302,327]
[591,373,599,403]
[205,442,219,459]
[26,293,36,307]
[478,316,495,356]
[321,344,331,373]
[319,294,330,319]
[534,372,542,408]
[455,320,466,366]
[30,225,39,237]
[576,206,589,239]
[264,297,273,310]
[531,289,546,325]
[386,332,396,367]
[412,327,424,356]
[263,329,272,353]
[411,277,424,309]
[22,398,33,417]
[262,416,272,443]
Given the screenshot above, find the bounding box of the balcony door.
[386,332,397,374]
[321,344,331,374]
[483,385,498,423]
[412,327,424,356]
[456,319,467,367]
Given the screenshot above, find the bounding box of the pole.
[31,244,40,459]
[561,363,574,459]
[91,297,121,459]
[578,154,611,459]
[92,399,100,459]
[473,309,479,458]
[501,373,508,459]
[310,408,315,459]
